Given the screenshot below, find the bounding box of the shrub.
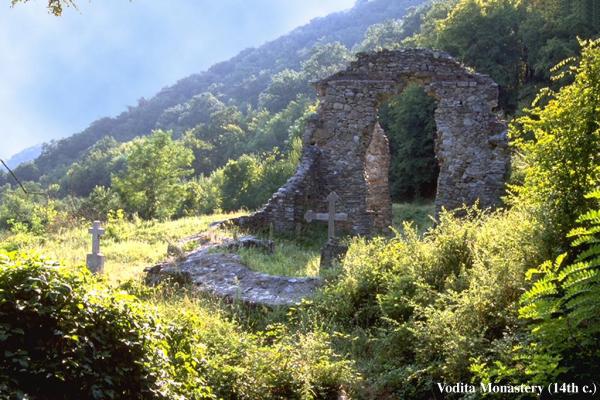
[76,185,122,221]
[0,186,60,235]
[510,38,600,248]
[313,206,546,398]
[179,176,223,216]
[521,190,600,383]
[0,251,206,400]
[0,252,356,399]
[157,304,356,400]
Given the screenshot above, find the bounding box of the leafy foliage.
[518,190,600,383]
[0,251,356,399]
[407,0,600,111]
[10,0,75,16]
[308,207,546,398]
[61,137,126,197]
[113,130,194,220]
[0,252,203,400]
[510,38,600,246]
[379,84,438,201]
[0,183,62,235]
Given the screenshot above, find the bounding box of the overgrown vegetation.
[0,252,355,399]
[308,206,547,398]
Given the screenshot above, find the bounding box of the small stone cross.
[86,220,105,274]
[304,192,348,240]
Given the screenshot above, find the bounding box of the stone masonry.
[233,48,509,235]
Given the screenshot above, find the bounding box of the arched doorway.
[379,84,438,202]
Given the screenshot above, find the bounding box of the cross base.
[319,238,348,270]
[86,253,105,274]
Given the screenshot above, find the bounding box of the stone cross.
[304,192,348,239]
[86,220,105,274]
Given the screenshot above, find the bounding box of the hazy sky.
[0,0,355,159]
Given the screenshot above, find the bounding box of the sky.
[0,0,355,159]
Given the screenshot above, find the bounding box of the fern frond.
[562,263,600,290]
[521,278,559,304]
[520,298,561,320]
[576,209,600,224]
[564,287,600,312]
[576,245,600,262]
[557,261,592,282]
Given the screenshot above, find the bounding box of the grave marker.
[304,192,349,269]
[304,191,348,240]
[86,220,105,273]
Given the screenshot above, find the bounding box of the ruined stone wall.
[365,123,392,232]
[231,136,323,233]
[233,48,509,236]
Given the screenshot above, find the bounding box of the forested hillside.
[2,0,599,225]
[3,0,424,183]
[4,145,42,169]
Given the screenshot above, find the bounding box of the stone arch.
[233,49,509,236]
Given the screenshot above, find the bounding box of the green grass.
[0,211,246,285]
[233,203,435,278]
[0,202,435,283]
[237,238,322,277]
[392,201,435,233]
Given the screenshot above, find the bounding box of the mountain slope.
[27,0,427,181]
[5,144,42,169]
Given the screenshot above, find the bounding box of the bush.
[76,185,122,221]
[193,138,302,214]
[162,311,356,400]
[313,206,546,398]
[510,38,600,248]
[179,176,223,216]
[474,190,600,389]
[0,185,62,235]
[0,252,356,399]
[0,251,205,400]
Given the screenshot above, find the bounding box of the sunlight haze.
[0,0,355,158]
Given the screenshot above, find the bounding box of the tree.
[434,0,525,110]
[380,84,438,201]
[61,137,126,197]
[300,42,353,81]
[510,38,600,247]
[113,130,193,220]
[11,0,76,15]
[354,19,407,52]
[258,69,312,113]
[219,155,263,212]
[156,92,226,135]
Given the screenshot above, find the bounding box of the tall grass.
[237,239,322,277]
[0,212,245,285]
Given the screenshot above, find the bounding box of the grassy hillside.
[0,211,245,284]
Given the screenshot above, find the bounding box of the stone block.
[86,253,105,274]
[320,239,349,270]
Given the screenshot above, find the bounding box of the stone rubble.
[145,235,321,306]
